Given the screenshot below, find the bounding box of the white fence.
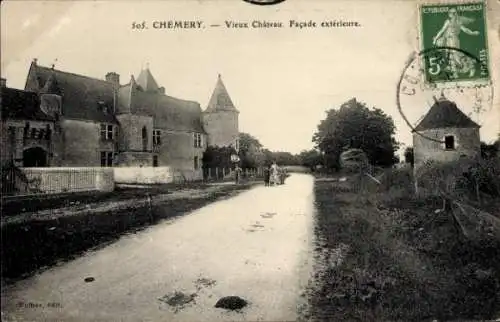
[1,165,265,198]
[3,167,115,196]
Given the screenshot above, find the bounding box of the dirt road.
[1,174,315,322]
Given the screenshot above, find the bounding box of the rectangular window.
[153,155,159,167]
[100,124,114,140]
[194,133,202,148]
[445,135,455,150]
[100,124,106,140]
[153,130,161,145]
[100,151,114,167]
[194,156,199,169]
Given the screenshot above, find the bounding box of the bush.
[378,166,414,192]
[416,158,500,200]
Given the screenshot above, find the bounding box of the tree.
[270,151,299,165]
[238,132,265,169]
[298,149,322,170]
[480,141,498,160]
[202,146,237,170]
[312,98,399,170]
[404,147,414,167]
[239,133,263,152]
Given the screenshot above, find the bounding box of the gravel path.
[1,174,315,322]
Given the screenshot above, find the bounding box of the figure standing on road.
[235,165,242,184]
[270,162,279,186]
[263,164,270,186]
[279,167,286,185]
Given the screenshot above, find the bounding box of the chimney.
[105,72,120,87]
[158,87,165,94]
[0,78,6,88]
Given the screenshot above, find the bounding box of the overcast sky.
[2,0,499,156]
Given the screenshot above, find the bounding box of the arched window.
[142,126,148,151]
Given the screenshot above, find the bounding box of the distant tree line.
[202,97,409,172]
[201,133,323,170]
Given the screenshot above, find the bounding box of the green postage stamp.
[418,1,490,86]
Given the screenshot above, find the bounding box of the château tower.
[202,74,240,150]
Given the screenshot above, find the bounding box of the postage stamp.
[396,49,494,143]
[418,1,491,87]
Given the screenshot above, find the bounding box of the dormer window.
[98,101,107,114]
[444,135,455,150]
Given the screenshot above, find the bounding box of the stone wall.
[413,127,481,173]
[114,166,173,184]
[202,110,239,149]
[62,119,116,166]
[114,166,203,184]
[157,130,206,170]
[116,114,154,152]
[0,120,59,166]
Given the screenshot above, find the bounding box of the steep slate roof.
[414,96,479,132]
[158,95,205,133]
[205,74,238,113]
[23,63,205,132]
[25,63,117,123]
[1,87,54,121]
[136,67,159,92]
[131,89,205,133]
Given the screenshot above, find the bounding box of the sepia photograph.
[1,0,499,321]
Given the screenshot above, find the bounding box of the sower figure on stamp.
[432,8,479,79]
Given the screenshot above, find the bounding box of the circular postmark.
[396,46,494,144]
[242,0,286,5]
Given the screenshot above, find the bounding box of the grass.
[1,181,213,216]
[308,169,500,321]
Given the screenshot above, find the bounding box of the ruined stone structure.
[1,60,239,170]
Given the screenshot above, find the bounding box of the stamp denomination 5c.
[418,1,490,86]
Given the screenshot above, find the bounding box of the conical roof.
[206,74,238,112]
[413,94,479,132]
[136,66,159,92]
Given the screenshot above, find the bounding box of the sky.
[2,0,499,157]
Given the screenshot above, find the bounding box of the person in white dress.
[270,162,279,186]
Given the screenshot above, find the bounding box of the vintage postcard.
[1,0,499,321]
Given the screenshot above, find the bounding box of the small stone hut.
[412,93,481,179]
